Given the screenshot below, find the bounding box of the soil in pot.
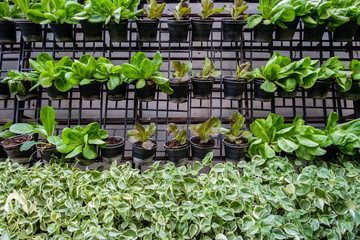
[108,20,128,42]
[168,19,190,43]
[278,87,298,98]
[0,21,16,43]
[101,136,125,163]
[223,138,249,163]
[16,81,38,101]
[275,17,299,41]
[333,21,358,42]
[0,138,7,161]
[132,141,157,165]
[135,81,156,102]
[50,23,73,42]
[38,144,61,162]
[0,82,10,100]
[307,79,332,99]
[169,80,190,103]
[79,82,102,101]
[191,18,214,41]
[47,84,68,100]
[15,19,43,42]
[253,23,274,42]
[222,18,245,42]
[80,21,103,41]
[107,83,127,101]
[253,79,274,102]
[2,135,34,164]
[192,77,215,99]
[164,139,190,166]
[190,136,215,161]
[338,80,360,100]
[303,23,327,41]
[223,76,247,100]
[136,19,159,42]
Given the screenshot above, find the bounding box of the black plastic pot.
[354,27,360,41]
[191,18,214,41]
[15,19,42,42]
[164,140,190,166]
[253,79,274,102]
[190,136,215,161]
[275,17,299,41]
[303,24,327,41]
[192,77,215,99]
[47,84,68,100]
[101,136,125,163]
[221,18,245,42]
[338,80,360,100]
[223,139,248,163]
[253,23,274,43]
[0,82,10,100]
[79,82,101,101]
[2,135,34,164]
[136,19,159,42]
[80,21,103,41]
[50,23,73,42]
[0,21,16,43]
[75,153,96,166]
[132,142,157,165]
[16,81,38,101]
[0,139,7,161]
[135,82,156,102]
[278,87,298,98]
[38,145,61,162]
[333,21,358,42]
[167,19,190,43]
[169,80,190,103]
[107,83,127,101]
[223,76,247,100]
[307,79,332,99]
[108,20,128,42]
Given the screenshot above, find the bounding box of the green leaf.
[40,106,56,138]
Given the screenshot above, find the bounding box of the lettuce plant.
[56,122,108,160]
[0,121,15,141]
[198,0,223,20]
[224,0,249,21]
[169,0,191,20]
[301,0,329,28]
[189,117,221,143]
[166,123,187,145]
[127,122,156,150]
[350,59,360,80]
[1,70,39,96]
[11,0,48,23]
[171,61,192,82]
[234,62,253,80]
[325,0,360,31]
[122,51,173,95]
[143,0,165,19]
[95,57,123,90]
[194,57,221,79]
[220,112,251,145]
[0,0,22,21]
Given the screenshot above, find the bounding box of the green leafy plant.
[127,122,156,150]
[122,51,173,95]
[0,121,15,141]
[166,123,187,145]
[56,122,108,160]
[301,0,329,28]
[171,61,192,82]
[169,0,191,20]
[198,0,223,19]
[9,106,60,151]
[189,117,221,143]
[194,57,221,79]
[224,0,249,20]
[325,0,360,31]
[350,59,360,80]
[143,0,165,19]
[29,53,74,92]
[220,112,251,145]
[95,57,123,90]
[1,70,39,96]
[234,62,253,80]
[0,0,22,21]
[11,0,48,23]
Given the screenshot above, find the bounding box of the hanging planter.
[132,141,157,165]
[191,18,214,41]
[307,79,332,99]
[253,22,274,43]
[338,80,360,100]
[15,19,43,42]
[354,27,360,41]
[101,136,125,163]
[167,18,190,43]
[275,17,300,41]
[107,83,127,101]
[80,21,103,41]
[2,135,34,164]
[135,81,156,102]
[222,18,245,42]
[164,140,190,166]
[16,81,38,101]
[190,136,215,161]
[108,19,128,42]
[253,79,274,102]
[47,84,68,100]
[0,82,10,100]
[0,21,16,43]
[333,21,358,42]
[303,23,327,41]
[223,139,248,164]
[136,19,159,42]
[169,80,190,103]
[223,76,247,100]
[50,23,73,42]
[79,82,102,101]
[192,77,215,99]
[278,86,298,98]
[37,145,61,162]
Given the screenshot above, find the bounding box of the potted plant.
[220,112,251,163]
[0,81,10,100]
[0,121,16,161]
[164,123,189,166]
[56,122,108,166]
[169,60,191,103]
[0,0,21,43]
[301,0,329,41]
[122,51,173,102]
[338,59,360,100]
[29,53,73,100]
[127,122,157,165]
[222,0,248,42]
[65,55,107,101]
[192,57,221,99]
[167,0,191,43]
[189,117,221,161]
[223,62,252,100]
[136,0,165,42]
[101,136,125,163]
[2,135,34,164]
[246,0,295,42]
[2,70,39,101]
[9,106,61,162]
[191,0,223,41]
